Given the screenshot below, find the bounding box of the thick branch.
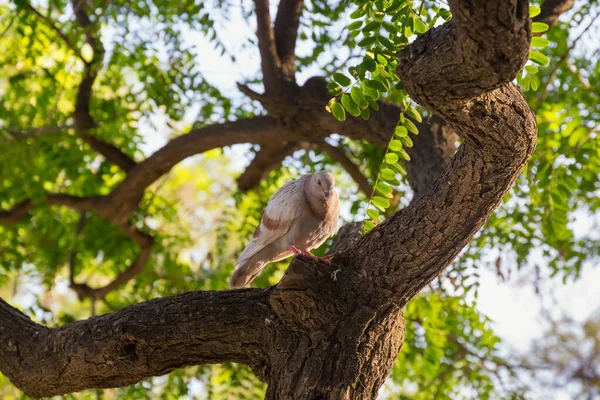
[274,0,304,80]
[399,1,530,108]
[104,117,282,223]
[237,142,300,191]
[253,0,282,92]
[352,0,537,306]
[313,141,374,197]
[0,289,273,398]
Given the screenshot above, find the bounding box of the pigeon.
[229,170,340,288]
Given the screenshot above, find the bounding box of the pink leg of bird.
[289,246,333,264]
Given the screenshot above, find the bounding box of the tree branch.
[312,141,374,197]
[351,0,537,306]
[104,116,282,224]
[274,0,304,80]
[237,142,300,191]
[0,195,101,225]
[69,224,154,300]
[0,289,273,398]
[534,0,574,28]
[253,0,282,92]
[70,0,137,172]
[4,124,79,139]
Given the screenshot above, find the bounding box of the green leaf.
[331,102,346,121]
[525,65,539,74]
[397,148,411,161]
[405,107,422,123]
[350,87,368,109]
[399,135,413,148]
[358,36,378,47]
[327,81,343,96]
[378,36,396,51]
[385,153,399,164]
[414,17,428,34]
[333,73,352,86]
[395,125,408,137]
[350,7,365,19]
[529,51,549,66]
[380,168,396,181]
[348,21,363,31]
[389,139,403,151]
[391,163,406,175]
[404,119,419,135]
[361,108,371,120]
[363,21,380,32]
[529,5,541,18]
[363,58,377,72]
[366,79,388,92]
[376,54,388,66]
[341,94,361,117]
[367,97,380,110]
[367,208,381,221]
[532,22,549,33]
[531,37,550,48]
[372,196,390,211]
[363,220,376,232]
[376,181,393,195]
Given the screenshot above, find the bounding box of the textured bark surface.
[0,0,541,398]
[405,116,458,199]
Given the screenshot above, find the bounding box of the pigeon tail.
[229,259,265,288]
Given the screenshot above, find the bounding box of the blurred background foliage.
[0,0,599,399]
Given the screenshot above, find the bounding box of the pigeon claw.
[290,245,302,256]
[316,254,333,264]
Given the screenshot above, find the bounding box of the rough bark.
[405,116,458,199]
[0,290,273,397]
[0,0,538,398]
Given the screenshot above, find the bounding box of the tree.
[0,0,598,398]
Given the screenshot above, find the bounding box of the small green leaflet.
[331,102,346,121]
[372,196,390,211]
[532,22,549,33]
[341,94,361,117]
[334,73,352,86]
[405,107,423,123]
[529,51,549,66]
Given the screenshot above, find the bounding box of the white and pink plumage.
[229,171,340,288]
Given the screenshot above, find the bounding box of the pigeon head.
[309,171,336,199]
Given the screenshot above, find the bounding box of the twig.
[253,0,282,92]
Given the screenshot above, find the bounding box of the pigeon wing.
[236,178,306,263]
